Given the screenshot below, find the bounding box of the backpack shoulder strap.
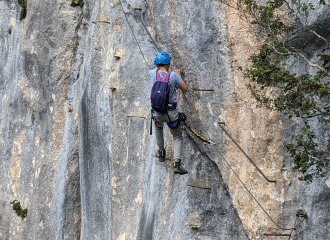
[156,70,161,81]
[156,71,170,84]
[164,72,170,83]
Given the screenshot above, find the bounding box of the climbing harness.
[167,119,180,129]
[219,122,276,183]
[150,110,215,145]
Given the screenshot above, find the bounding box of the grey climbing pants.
[153,109,183,161]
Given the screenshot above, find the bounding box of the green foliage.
[71,0,84,7]
[17,0,27,21]
[8,28,12,34]
[240,0,330,181]
[285,121,330,181]
[10,201,28,219]
[280,167,288,173]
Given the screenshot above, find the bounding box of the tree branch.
[302,112,329,119]
[267,42,330,77]
[283,0,330,48]
[294,23,330,48]
[294,51,330,76]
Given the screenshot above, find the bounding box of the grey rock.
[0,0,329,239]
[188,212,201,229]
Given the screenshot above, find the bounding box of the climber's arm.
[174,70,188,93]
[178,80,187,93]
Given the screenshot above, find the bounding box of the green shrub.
[17,0,27,21]
[8,28,12,34]
[10,201,28,219]
[71,0,84,7]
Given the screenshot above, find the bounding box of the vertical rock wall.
[0,0,329,239]
[0,0,83,239]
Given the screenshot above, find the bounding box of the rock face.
[0,0,329,239]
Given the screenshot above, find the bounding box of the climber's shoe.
[173,161,188,175]
[158,149,166,162]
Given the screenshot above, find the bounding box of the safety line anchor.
[296,209,308,219]
[218,122,276,183]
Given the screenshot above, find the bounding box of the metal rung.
[193,88,214,91]
[127,116,146,119]
[264,233,291,236]
[188,184,212,190]
[92,20,111,24]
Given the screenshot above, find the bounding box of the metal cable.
[121,0,161,52]
[219,123,276,183]
[118,0,151,69]
[181,91,307,231]
[288,217,297,240]
[215,150,307,231]
[131,10,161,52]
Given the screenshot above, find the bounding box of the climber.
[150,52,188,175]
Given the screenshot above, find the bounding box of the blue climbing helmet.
[154,52,171,65]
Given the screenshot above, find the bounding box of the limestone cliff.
[0,0,329,239]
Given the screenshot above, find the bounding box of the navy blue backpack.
[151,71,171,113]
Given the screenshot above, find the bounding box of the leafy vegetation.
[71,0,84,7]
[10,201,28,219]
[8,28,12,34]
[222,0,330,182]
[17,0,27,21]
